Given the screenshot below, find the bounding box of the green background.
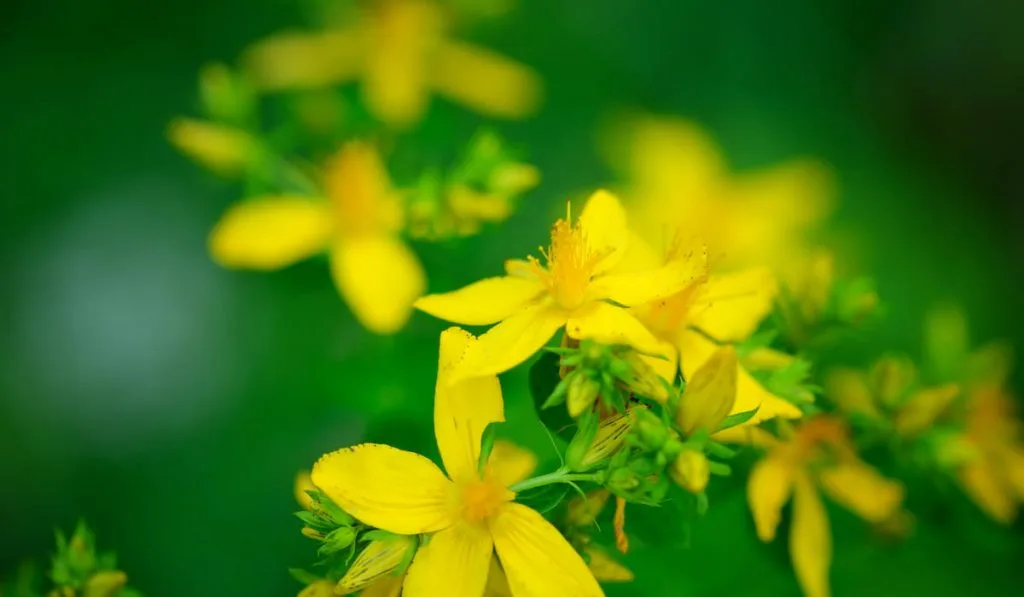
[2,0,1022,595]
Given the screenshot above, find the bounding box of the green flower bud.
[633,409,668,451]
[319,526,357,555]
[83,571,127,597]
[567,374,601,418]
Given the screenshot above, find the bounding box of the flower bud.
[566,490,611,527]
[567,374,601,418]
[670,449,710,494]
[294,470,317,511]
[490,162,540,196]
[83,571,127,597]
[166,118,257,176]
[579,407,645,469]
[319,526,357,555]
[676,347,737,435]
[633,409,668,451]
[336,536,416,595]
[298,580,336,597]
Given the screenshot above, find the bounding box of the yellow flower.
[209,142,425,334]
[311,328,602,596]
[626,235,802,425]
[415,189,703,380]
[952,386,1024,524]
[602,114,832,271]
[825,357,960,437]
[243,0,541,128]
[720,417,904,597]
[82,571,127,597]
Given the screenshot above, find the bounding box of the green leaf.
[529,351,574,439]
[478,420,504,476]
[288,568,322,586]
[716,406,760,431]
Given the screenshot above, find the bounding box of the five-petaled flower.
[415,189,703,381]
[209,141,425,334]
[311,328,604,596]
[244,0,541,129]
[718,416,904,597]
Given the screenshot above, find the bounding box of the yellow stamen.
[458,479,513,523]
[530,203,605,311]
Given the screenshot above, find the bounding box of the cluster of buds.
[294,472,360,556]
[46,522,138,597]
[407,130,539,240]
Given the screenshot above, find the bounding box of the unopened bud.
[83,571,127,597]
[566,489,611,527]
[294,470,317,511]
[298,580,337,597]
[579,407,644,469]
[301,527,325,541]
[319,526,357,554]
[336,537,416,595]
[633,409,668,451]
[676,347,737,435]
[567,374,601,418]
[167,118,257,176]
[606,467,641,493]
[489,162,540,195]
[670,450,710,494]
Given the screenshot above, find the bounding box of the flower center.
[325,143,398,237]
[458,479,513,524]
[531,215,602,311]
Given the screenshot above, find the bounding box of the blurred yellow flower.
[719,417,904,597]
[209,142,425,334]
[825,356,960,437]
[311,328,602,596]
[244,0,541,128]
[951,386,1024,524]
[625,235,803,425]
[415,189,703,380]
[167,117,258,176]
[603,114,832,271]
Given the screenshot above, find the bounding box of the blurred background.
[2,0,1022,595]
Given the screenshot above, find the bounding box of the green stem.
[508,467,600,493]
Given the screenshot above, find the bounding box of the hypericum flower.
[243,0,541,129]
[311,328,602,596]
[626,235,802,425]
[601,114,832,271]
[415,189,703,380]
[719,417,904,597]
[167,117,259,176]
[825,356,960,437]
[948,386,1024,524]
[210,141,425,334]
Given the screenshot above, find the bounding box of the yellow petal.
[330,236,425,334]
[893,384,960,436]
[714,425,780,448]
[490,503,603,597]
[691,268,777,342]
[243,31,365,91]
[579,190,629,274]
[818,462,903,523]
[362,0,441,128]
[584,545,634,582]
[434,328,505,483]
[294,470,316,511]
[432,39,542,119]
[358,575,404,597]
[324,142,402,236]
[415,277,545,325]
[823,369,879,419]
[455,301,567,380]
[167,118,257,175]
[209,197,333,270]
[485,440,538,488]
[747,455,794,541]
[484,558,514,597]
[311,443,456,535]
[789,474,832,597]
[336,536,416,595]
[82,571,127,597]
[676,346,737,434]
[589,255,705,307]
[566,302,667,358]
[958,461,1017,524]
[403,522,492,597]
